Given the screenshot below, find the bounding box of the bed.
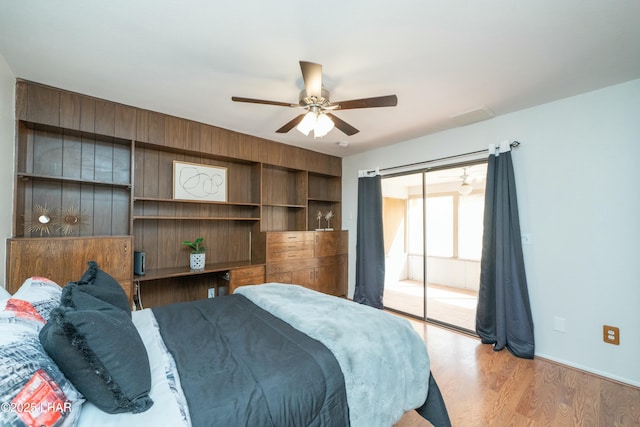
[0,262,450,427]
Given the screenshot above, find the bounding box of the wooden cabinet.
[6,236,134,303]
[289,256,347,296]
[315,230,349,257]
[263,231,347,296]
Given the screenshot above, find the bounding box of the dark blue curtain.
[353,174,385,309]
[476,142,535,359]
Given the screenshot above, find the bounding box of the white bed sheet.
[76,309,191,427]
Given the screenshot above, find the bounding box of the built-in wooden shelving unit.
[8,80,344,306]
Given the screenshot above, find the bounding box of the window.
[407,196,424,255]
[409,192,484,260]
[458,193,484,260]
[425,196,454,257]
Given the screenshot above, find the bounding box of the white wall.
[422,257,480,291]
[0,53,15,289]
[343,79,640,386]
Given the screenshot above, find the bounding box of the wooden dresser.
[262,231,347,296]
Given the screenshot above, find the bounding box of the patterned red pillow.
[11,368,71,427]
[4,277,62,324]
[0,317,83,427]
[4,299,46,323]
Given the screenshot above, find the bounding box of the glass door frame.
[382,159,486,336]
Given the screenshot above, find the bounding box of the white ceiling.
[1,1,639,158]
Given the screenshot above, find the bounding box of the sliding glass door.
[382,172,425,317]
[381,162,486,332]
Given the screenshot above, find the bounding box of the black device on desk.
[134,251,145,275]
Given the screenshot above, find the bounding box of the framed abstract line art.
[173,161,227,202]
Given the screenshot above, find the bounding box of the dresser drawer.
[229,266,265,293]
[267,231,315,244]
[266,258,317,275]
[267,249,314,263]
[231,274,264,287]
[268,240,314,253]
[230,265,265,279]
[266,272,292,284]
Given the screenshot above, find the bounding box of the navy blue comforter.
[152,294,349,427]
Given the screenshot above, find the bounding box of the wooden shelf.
[18,172,131,188]
[135,260,262,282]
[21,120,133,146]
[134,197,260,207]
[307,197,341,203]
[133,216,259,221]
[262,203,307,208]
[15,116,133,237]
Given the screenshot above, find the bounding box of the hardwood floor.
[394,319,640,426]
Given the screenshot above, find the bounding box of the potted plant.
[182,237,206,271]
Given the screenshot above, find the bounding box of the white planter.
[190,253,205,271]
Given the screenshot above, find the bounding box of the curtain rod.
[371,140,521,174]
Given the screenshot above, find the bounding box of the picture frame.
[173,161,227,202]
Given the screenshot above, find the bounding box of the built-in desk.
[134,261,265,308]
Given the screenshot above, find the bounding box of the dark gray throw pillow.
[39,293,153,414]
[72,260,131,316]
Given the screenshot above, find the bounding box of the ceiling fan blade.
[326,113,359,136]
[335,95,398,110]
[276,114,306,133]
[231,96,296,108]
[299,61,322,99]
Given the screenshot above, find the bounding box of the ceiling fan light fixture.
[297,110,317,136]
[296,108,334,138]
[314,113,334,138]
[233,61,396,137]
[458,182,473,196]
[458,167,473,195]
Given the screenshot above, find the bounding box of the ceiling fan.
[231,61,398,138]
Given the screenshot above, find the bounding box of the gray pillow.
[39,292,153,414]
[71,261,131,316]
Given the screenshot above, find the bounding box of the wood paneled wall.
[15,80,342,176]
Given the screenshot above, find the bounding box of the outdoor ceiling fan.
[231,61,398,138]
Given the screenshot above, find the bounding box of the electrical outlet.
[207,288,215,298]
[603,325,620,345]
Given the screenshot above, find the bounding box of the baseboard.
[535,352,640,389]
